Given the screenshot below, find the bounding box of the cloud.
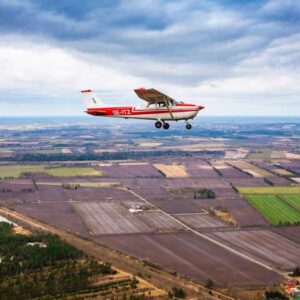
[0,0,299,116]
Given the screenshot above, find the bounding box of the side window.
[147,103,157,109]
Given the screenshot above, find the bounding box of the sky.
[0,0,299,116]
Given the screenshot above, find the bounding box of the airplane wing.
[134,88,176,118]
[134,88,176,105]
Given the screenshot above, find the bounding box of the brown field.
[153,164,189,178]
[229,161,274,177]
[13,202,89,236]
[219,198,268,227]
[132,188,208,214]
[0,189,38,204]
[265,177,293,186]
[211,161,250,178]
[253,161,294,177]
[285,152,300,159]
[274,226,300,243]
[185,161,219,178]
[138,142,162,148]
[140,211,185,232]
[224,149,249,159]
[207,229,300,270]
[67,187,138,202]
[273,168,293,176]
[98,163,162,178]
[166,178,230,188]
[175,213,228,229]
[121,177,230,189]
[0,179,35,189]
[73,202,184,235]
[96,232,283,287]
[227,177,270,187]
[38,185,68,202]
[168,187,238,200]
[74,202,151,235]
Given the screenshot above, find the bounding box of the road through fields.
[124,188,287,276]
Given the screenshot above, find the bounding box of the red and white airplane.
[81,88,205,129]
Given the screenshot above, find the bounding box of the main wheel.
[186,123,192,130]
[155,121,162,128]
[163,123,170,130]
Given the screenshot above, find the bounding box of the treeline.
[4,150,224,162]
[0,188,33,193]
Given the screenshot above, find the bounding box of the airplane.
[81,88,205,130]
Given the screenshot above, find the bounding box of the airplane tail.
[81,90,102,109]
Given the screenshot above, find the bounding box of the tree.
[265,291,288,300]
[291,266,300,276]
[172,287,185,299]
[205,279,214,290]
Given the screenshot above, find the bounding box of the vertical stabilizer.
[81,90,102,109]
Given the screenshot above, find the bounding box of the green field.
[244,195,300,225]
[237,186,300,195]
[0,165,102,178]
[280,195,300,211]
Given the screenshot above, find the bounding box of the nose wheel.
[186,123,192,130]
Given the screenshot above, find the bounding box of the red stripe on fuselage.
[87,106,199,116]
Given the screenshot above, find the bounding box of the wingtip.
[134,87,146,92]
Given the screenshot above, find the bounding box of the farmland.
[280,195,300,211]
[153,163,189,178]
[0,165,102,178]
[0,116,300,295]
[207,229,300,270]
[238,186,300,194]
[175,213,228,229]
[229,161,274,177]
[243,195,300,225]
[74,202,152,235]
[96,232,283,288]
[211,160,249,177]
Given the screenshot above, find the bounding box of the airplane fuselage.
[86,103,203,121]
[82,88,205,129]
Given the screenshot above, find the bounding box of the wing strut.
[163,96,174,119]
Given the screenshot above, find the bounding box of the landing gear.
[186,123,192,130]
[155,121,162,129]
[163,122,170,130]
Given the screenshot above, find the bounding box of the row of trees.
[6,150,223,162]
[194,188,216,199]
[0,188,33,193]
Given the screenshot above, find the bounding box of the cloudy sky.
[0,0,299,116]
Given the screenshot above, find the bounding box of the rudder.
[81,90,102,109]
